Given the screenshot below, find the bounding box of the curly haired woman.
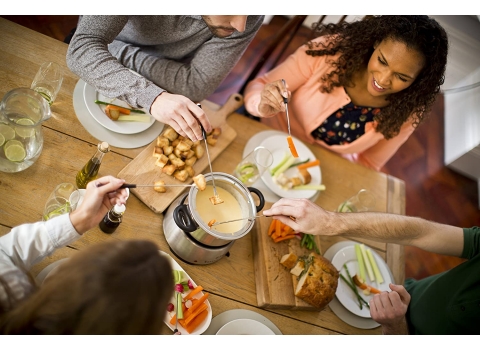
[244,16,449,171]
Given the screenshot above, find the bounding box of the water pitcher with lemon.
[0,88,50,173]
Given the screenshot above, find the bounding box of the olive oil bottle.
[76,141,110,189]
[99,204,125,234]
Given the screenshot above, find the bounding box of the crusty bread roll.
[298,169,311,185]
[294,253,339,309]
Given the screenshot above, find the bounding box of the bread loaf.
[294,253,339,309]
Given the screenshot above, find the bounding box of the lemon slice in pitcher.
[0,134,4,147]
[15,118,36,138]
[4,140,26,162]
[0,124,15,141]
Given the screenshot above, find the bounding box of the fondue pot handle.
[173,203,197,233]
[247,187,265,212]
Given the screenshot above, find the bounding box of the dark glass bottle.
[99,204,125,234]
[76,141,110,189]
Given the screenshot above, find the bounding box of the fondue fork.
[210,215,267,227]
[281,79,291,136]
[119,183,195,189]
[196,103,222,205]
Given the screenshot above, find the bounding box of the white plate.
[242,130,320,204]
[324,242,380,329]
[216,318,275,335]
[35,258,68,285]
[73,80,164,149]
[83,82,155,134]
[160,251,212,335]
[260,134,321,199]
[332,245,392,318]
[203,309,282,335]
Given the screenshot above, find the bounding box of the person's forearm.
[328,211,464,256]
[381,318,409,335]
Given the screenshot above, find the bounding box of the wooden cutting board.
[117,93,243,214]
[251,202,325,310]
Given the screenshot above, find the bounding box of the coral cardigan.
[243,37,416,171]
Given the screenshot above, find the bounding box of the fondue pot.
[163,172,265,264]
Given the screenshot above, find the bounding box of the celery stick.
[292,184,326,191]
[360,244,375,282]
[354,244,366,283]
[117,115,151,123]
[272,155,295,178]
[270,152,290,176]
[367,248,384,284]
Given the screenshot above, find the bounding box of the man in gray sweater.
[67,15,264,141]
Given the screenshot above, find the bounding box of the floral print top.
[311,102,381,145]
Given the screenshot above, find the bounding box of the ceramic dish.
[242,130,320,204]
[203,309,282,335]
[332,245,392,318]
[260,134,321,199]
[73,80,164,149]
[83,82,155,134]
[160,251,212,335]
[216,318,275,335]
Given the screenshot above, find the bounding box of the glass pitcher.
[0,88,51,173]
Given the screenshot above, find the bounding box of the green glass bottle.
[76,141,109,189]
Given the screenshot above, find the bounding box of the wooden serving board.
[251,202,324,310]
[117,94,243,214]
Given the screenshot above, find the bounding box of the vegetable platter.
[160,251,212,334]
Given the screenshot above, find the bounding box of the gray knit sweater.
[66,15,264,111]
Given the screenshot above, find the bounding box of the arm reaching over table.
[263,197,464,257]
[263,197,480,335]
[66,15,264,141]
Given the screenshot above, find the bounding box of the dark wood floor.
[3,15,479,281]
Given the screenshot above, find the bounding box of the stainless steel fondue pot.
[163,172,265,264]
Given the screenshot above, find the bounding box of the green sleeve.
[461,226,480,259]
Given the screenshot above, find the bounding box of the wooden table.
[0,18,405,335]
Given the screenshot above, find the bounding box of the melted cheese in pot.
[195,185,243,234]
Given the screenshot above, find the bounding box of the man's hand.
[263,197,331,235]
[150,92,212,142]
[257,80,290,118]
[369,283,411,335]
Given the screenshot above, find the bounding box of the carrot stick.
[297,159,320,170]
[271,231,280,240]
[268,219,276,236]
[273,234,296,243]
[106,104,131,115]
[184,285,203,300]
[184,302,208,326]
[183,309,209,334]
[182,299,200,319]
[287,136,299,158]
[353,274,381,294]
[187,292,209,315]
[275,219,282,237]
[283,225,294,236]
